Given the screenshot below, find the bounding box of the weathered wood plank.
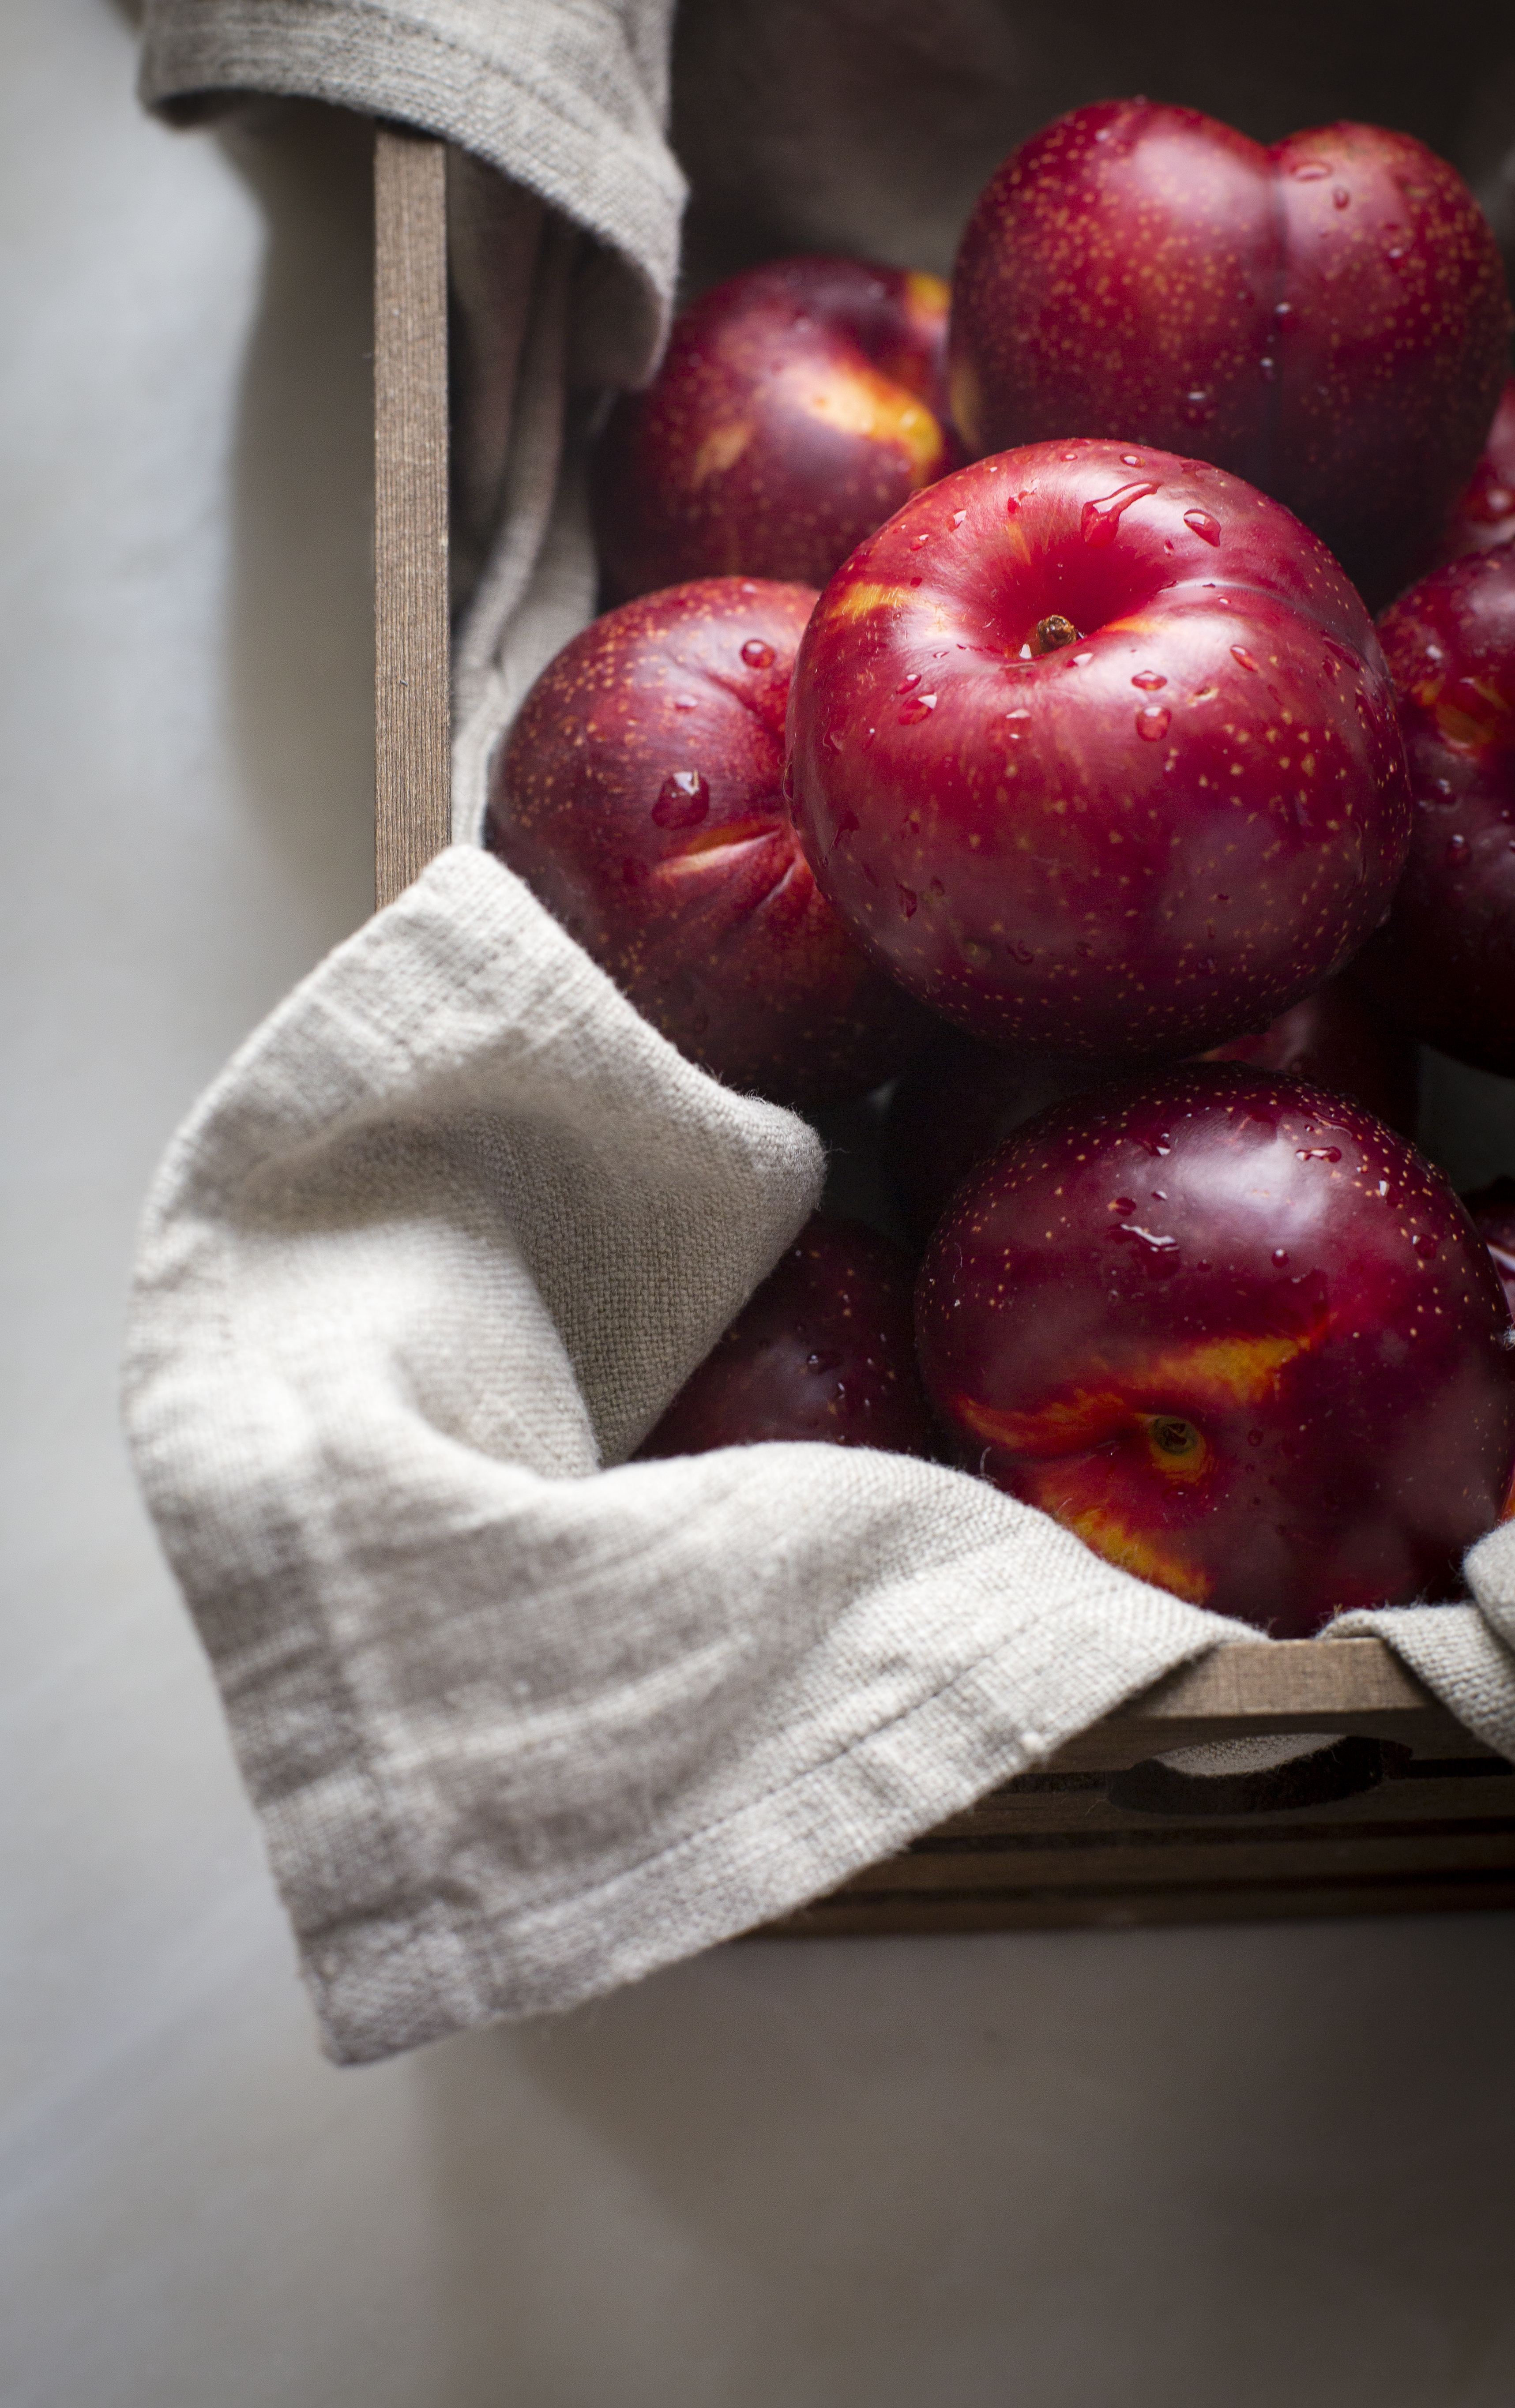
[762,1870,1515,1938]
[1043,1638,1483,1773]
[374,125,450,910]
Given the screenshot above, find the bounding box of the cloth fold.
[124,849,1260,2061]
[1334,1538,1515,1764]
[139,0,684,390]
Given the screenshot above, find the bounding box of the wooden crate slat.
[837,1822,1515,1895]
[1042,1637,1482,1773]
[374,126,450,911]
[763,1869,1515,1938]
[915,1767,1515,1844]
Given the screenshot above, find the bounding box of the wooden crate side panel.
[374,127,451,910]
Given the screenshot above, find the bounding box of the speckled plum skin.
[636,1215,939,1459]
[949,103,1511,608]
[786,440,1412,1062]
[1464,1180,1515,1319]
[1434,378,1515,568]
[885,973,1418,1248]
[1354,547,1515,1074]
[916,1065,1515,1635]
[485,579,931,1109]
[592,257,952,601]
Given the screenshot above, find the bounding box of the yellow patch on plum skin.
[1043,1490,1214,1603]
[824,579,916,625]
[689,421,754,485]
[950,1326,1317,1460]
[902,270,950,332]
[796,364,947,482]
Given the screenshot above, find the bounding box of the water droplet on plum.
[1272,1248,1290,1267]
[1132,669,1168,691]
[1231,646,1259,672]
[1413,1233,1439,1259]
[1136,705,1171,740]
[898,694,936,724]
[652,769,710,828]
[896,672,921,693]
[1446,831,1470,868]
[1080,481,1158,547]
[1295,1146,1342,1163]
[1111,1223,1180,1257]
[741,638,775,669]
[1183,509,1221,545]
[1333,185,1350,207]
[897,883,917,918]
[1291,158,1330,179]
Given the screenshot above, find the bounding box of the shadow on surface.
[215,100,377,950]
[411,1915,1515,2407]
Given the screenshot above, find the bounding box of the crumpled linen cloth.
[124,846,1265,2062]
[130,0,1515,2062]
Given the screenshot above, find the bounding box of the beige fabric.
[139,0,683,386]
[1335,1532,1515,1764]
[123,848,1253,2062]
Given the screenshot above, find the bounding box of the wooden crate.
[370,124,1515,1935]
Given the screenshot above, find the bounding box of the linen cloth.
[124,846,1258,2062]
[131,0,1515,2061]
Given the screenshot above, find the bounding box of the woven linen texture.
[124,850,1253,2060]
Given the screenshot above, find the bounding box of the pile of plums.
[486,100,1515,1634]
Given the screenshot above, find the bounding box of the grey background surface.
[4,5,1515,2400]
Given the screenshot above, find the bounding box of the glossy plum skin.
[1464,1179,1515,1318]
[636,1215,940,1459]
[1434,379,1515,568]
[787,440,1412,1063]
[916,1065,1515,1635]
[593,257,953,601]
[1353,547,1515,1074]
[485,579,931,1108]
[949,103,1511,609]
[886,973,1418,1249]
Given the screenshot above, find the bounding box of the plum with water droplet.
[883,969,1418,1249]
[593,256,954,601]
[787,440,1411,1063]
[915,1063,1515,1633]
[1354,545,1515,1073]
[637,1216,940,1460]
[948,102,1510,607]
[486,579,931,1106]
